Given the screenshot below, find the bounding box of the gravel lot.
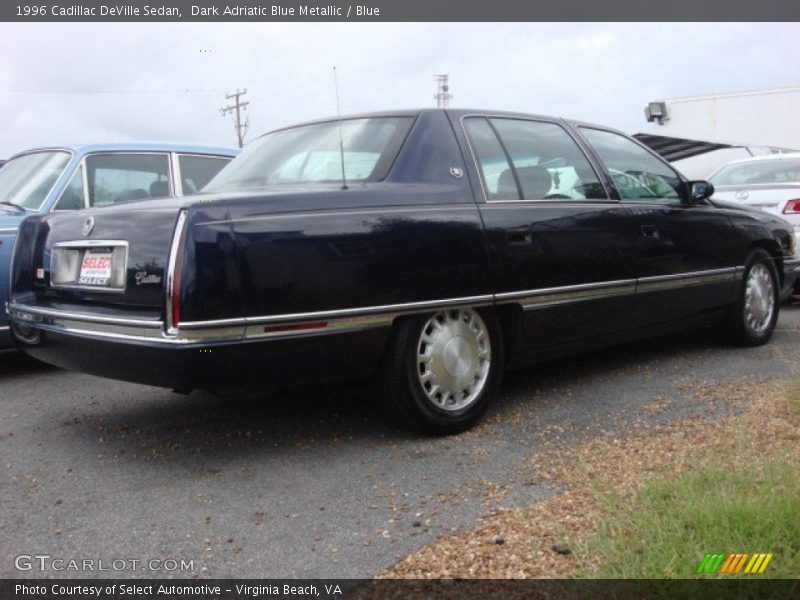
[1,303,798,579]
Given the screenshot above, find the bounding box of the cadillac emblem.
[82,216,95,237]
[735,190,749,201]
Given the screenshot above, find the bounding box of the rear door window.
[85,153,171,206]
[178,154,232,194]
[465,117,606,200]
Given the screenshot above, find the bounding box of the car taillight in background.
[783,199,800,214]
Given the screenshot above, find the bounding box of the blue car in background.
[0,143,238,348]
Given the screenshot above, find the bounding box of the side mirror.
[687,180,715,203]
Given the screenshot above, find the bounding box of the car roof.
[718,152,800,166]
[9,142,239,160]
[259,108,622,137]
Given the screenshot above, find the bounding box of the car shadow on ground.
[0,349,58,381]
[52,322,758,468]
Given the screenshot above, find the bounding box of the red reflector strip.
[263,321,328,334]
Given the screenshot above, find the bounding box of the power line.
[0,89,226,96]
[219,88,250,148]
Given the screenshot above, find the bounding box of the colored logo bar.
[696,553,773,574]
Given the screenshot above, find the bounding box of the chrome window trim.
[170,152,183,197]
[458,114,614,204]
[479,201,625,209]
[49,240,129,294]
[177,152,238,160]
[81,158,91,208]
[9,266,745,347]
[0,228,18,234]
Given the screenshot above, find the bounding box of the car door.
[577,127,740,325]
[461,116,644,351]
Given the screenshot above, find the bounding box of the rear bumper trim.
[6,301,394,346]
[7,304,162,328]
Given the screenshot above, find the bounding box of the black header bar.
[2,0,799,22]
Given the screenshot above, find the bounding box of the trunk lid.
[12,203,185,312]
[711,183,800,217]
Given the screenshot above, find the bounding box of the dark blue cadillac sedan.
[8,109,800,434]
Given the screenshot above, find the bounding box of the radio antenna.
[333,66,348,191]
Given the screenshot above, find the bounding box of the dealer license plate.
[78,249,114,287]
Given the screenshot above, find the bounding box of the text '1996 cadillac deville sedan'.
[8,109,800,434]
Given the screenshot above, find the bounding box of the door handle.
[640,225,660,240]
[507,228,533,245]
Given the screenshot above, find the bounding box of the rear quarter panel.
[180,110,492,324]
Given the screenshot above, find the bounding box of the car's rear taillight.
[783,199,800,214]
[166,211,188,335]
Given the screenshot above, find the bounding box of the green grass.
[575,461,800,578]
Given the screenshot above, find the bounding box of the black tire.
[716,248,780,347]
[373,308,504,435]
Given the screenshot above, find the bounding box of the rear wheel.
[374,307,503,435]
[718,249,779,346]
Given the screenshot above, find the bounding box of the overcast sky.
[1,22,798,157]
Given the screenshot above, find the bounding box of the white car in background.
[709,153,800,227]
[709,153,800,296]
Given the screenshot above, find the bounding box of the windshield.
[710,158,800,186]
[0,151,72,210]
[205,117,413,192]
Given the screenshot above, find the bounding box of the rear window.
[205,117,413,191]
[86,153,171,206]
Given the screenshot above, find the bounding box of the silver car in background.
[709,153,800,296]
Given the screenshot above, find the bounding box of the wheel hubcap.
[744,263,775,333]
[416,308,491,411]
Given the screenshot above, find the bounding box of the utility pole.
[433,74,452,108]
[220,89,250,148]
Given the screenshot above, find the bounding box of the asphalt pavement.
[1,303,798,579]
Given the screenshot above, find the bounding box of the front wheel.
[718,249,780,346]
[374,307,503,435]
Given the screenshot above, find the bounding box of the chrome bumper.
[7,303,172,345]
[6,301,395,347]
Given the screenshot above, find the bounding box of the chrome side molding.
[7,266,744,347]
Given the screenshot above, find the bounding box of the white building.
[637,86,800,178]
